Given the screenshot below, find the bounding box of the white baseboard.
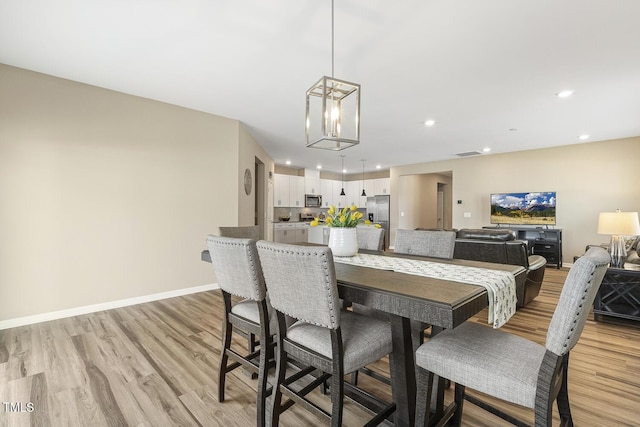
[0,283,220,330]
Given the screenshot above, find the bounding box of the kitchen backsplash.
[274,207,365,222]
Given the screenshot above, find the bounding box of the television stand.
[484,226,563,269]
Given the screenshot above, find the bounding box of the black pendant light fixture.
[361,159,367,197]
[339,155,346,196]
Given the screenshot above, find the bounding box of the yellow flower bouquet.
[311,205,381,228]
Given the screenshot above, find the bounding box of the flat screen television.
[490,191,556,225]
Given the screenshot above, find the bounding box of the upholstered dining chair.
[349,226,388,386]
[357,226,385,251]
[206,235,272,427]
[218,225,264,352]
[256,241,396,426]
[414,247,610,427]
[219,225,262,240]
[394,229,457,346]
[394,229,456,258]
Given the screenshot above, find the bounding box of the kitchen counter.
[272,221,311,224]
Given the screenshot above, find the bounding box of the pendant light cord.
[340,154,346,196]
[331,0,334,78]
[361,159,367,197]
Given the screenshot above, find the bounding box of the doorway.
[437,189,444,229]
[397,171,452,230]
[255,157,265,239]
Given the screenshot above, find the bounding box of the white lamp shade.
[597,211,640,235]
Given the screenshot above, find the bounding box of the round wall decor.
[244,168,252,195]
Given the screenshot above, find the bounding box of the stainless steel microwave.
[305,194,322,207]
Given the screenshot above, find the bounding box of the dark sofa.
[453,228,547,307]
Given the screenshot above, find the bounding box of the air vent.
[455,150,483,157]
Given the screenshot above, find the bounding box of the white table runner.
[334,253,517,328]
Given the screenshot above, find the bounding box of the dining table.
[201,246,526,426]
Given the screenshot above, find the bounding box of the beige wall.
[0,64,272,322]
[397,173,452,230]
[391,137,640,263]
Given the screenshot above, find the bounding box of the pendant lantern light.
[305,0,360,151]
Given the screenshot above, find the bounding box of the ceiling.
[1,0,639,174]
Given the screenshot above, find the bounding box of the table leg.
[389,315,416,427]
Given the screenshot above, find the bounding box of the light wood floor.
[1,267,639,426]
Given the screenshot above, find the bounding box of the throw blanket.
[334,253,516,328]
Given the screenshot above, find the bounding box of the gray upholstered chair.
[394,229,457,347]
[357,226,385,251]
[206,235,272,427]
[256,241,396,426]
[219,225,262,240]
[394,229,456,259]
[414,247,610,427]
[218,225,264,351]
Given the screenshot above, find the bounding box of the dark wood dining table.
[201,247,526,426]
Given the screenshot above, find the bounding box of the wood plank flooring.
[1,267,639,426]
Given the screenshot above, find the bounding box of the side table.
[593,264,640,324]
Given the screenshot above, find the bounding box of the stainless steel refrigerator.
[366,195,390,249]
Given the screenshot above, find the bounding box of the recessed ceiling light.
[376,165,381,169]
[316,165,322,169]
[285,160,291,165]
[482,147,491,153]
[578,134,589,140]
[556,90,574,98]
[424,120,436,127]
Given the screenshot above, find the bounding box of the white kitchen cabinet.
[273,223,297,243]
[345,181,361,208]
[358,192,368,209]
[364,179,376,199]
[274,222,309,243]
[373,177,391,195]
[320,179,334,208]
[274,174,305,207]
[295,223,308,242]
[304,169,321,195]
[289,176,305,207]
[351,180,370,208]
[274,174,290,207]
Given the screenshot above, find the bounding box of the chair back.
[357,227,385,251]
[219,225,262,240]
[504,241,531,267]
[394,229,456,259]
[545,247,609,356]
[257,241,340,329]
[206,235,266,301]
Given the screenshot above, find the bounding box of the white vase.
[328,227,359,257]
